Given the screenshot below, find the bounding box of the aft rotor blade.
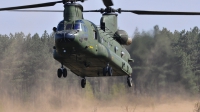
[102,0,113,7]
[121,10,200,15]
[7,10,63,12]
[0,1,62,11]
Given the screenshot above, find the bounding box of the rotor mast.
[64,3,83,22]
[63,0,84,22]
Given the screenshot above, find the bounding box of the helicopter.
[1,0,200,88]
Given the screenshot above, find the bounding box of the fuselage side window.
[93,31,97,40]
[83,25,88,32]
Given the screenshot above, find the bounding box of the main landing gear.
[57,64,86,88]
[57,64,132,88]
[127,76,133,87]
[57,64,67,78]
[103,64,113,76]
[81,77,86,88]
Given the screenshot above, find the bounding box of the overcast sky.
[1,0,200,37]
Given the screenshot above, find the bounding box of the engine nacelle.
[114,30,132,45]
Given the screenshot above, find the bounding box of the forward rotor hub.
[62,0,85,4]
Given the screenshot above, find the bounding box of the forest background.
[0,25,200,111]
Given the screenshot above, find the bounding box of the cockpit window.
[65,23,82,30]
[74,20,85,31]
[66,24,73,30]
[58,20,85,31]
[57,20,64,31]
[74,24,81,30]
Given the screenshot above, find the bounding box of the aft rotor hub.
[62,0,85,4]
[100,7,122,14]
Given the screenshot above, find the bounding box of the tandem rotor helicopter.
[1,0,200,88]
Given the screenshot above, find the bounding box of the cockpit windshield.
[74,24,81,30]
[57,20,84,31]
[65,23,82,30]
[74,20,84,31]
[66,24,73,30]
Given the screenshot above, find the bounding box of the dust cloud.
[0,94,198,112]
[0,73,199,112]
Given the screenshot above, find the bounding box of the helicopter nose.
[55,32,75,42]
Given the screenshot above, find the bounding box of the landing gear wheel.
[63,68,67,78]
[127,76,133,87]
[108,67,112,76]
[81,78,86,88]
[103,67,107,76]
[57,68,62,78]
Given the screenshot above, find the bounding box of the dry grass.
[194,101,200,112]
[0,94,198,112]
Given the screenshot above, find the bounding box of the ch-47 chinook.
[1,0,200,88]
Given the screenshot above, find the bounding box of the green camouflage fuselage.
[53,3,132,77]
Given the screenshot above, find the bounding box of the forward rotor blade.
[7,9,97,13]
[121,10,200,15]
[7,10,63,12]
[102,0,113,7]
[83,10,101,12]
[0,1,62,11]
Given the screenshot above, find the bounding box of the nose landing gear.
[57,64,67,78]
[57,68,62,78]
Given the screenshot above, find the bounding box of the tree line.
[128,25,200,96]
